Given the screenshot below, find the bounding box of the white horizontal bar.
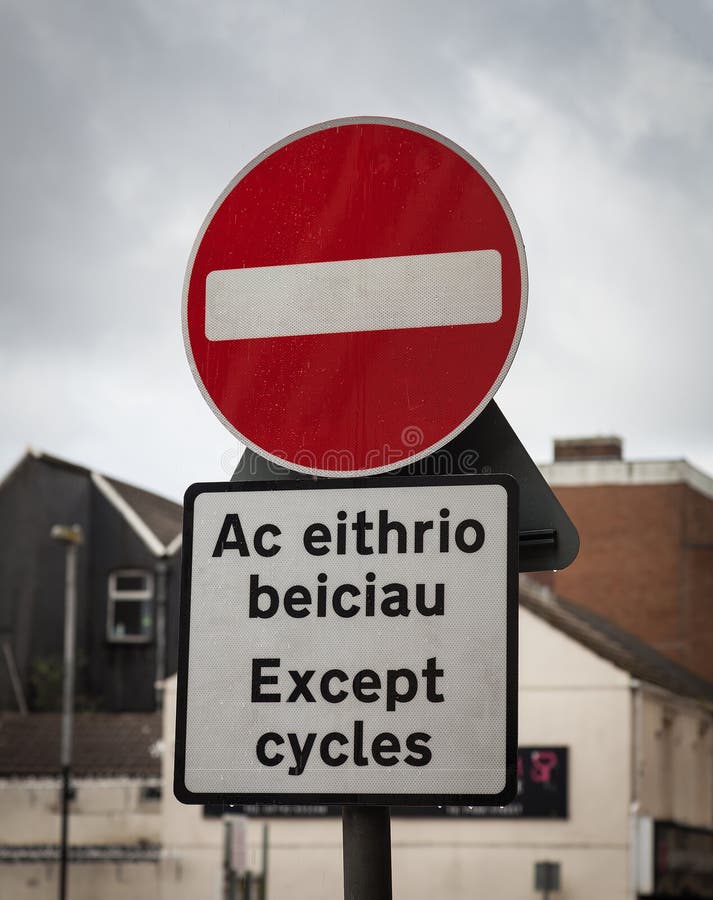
[205,249,502,340]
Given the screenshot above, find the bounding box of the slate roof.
[102,474,182,547]
[26,450,182,553]
[520,575,713,706]
[0,713,161,777]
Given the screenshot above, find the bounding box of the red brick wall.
[682,485,713,681]
[539,482,713,682]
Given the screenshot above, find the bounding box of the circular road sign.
[183,117,527,477]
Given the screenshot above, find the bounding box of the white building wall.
[161,678,234,900]
[389,608,633,900]
[636,686,713,827]
[0,778,163,899]
[5,608,709,900]
[0,779,162,845]
[0,862,162,900]
[161,607,636,900]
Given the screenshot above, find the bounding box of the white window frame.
[107,569,155,644]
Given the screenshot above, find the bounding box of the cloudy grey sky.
[1,0,711,501]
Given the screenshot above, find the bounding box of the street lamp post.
[50,524,83,900]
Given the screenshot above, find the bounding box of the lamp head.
[50,524,84,545]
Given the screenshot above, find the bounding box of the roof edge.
[0,450,35,495]
[165,533,182,556]
[519,575,713,705]
[539,458,713,501]
[91,472,167,557]
[0,449,181,554]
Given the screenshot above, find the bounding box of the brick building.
[538,437,713,683]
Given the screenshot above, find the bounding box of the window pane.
[112,600,152,638]
[115,574,149,593]
[140,785,162,801]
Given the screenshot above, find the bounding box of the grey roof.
[520,576,713,705]
[0,712,161,777]
[23,450,182,552]
[102,474,182,547]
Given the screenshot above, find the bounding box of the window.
[140,784,162,802]
[107,570,154,643]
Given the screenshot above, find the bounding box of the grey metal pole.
[60,540,78,774]
[260,823,269,900]
[223,819,233,900]
[51,524,83,900]
[342,806,392,900]
[154,557,168,708]
[59,764,70,900]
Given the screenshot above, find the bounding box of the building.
[158,576,713,900]
[1,445,712,899]
[0,711,165,898]
[3,576,711,899]
[537,437,713,684]
[0,450,182,713]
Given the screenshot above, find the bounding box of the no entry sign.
[183,117,527,476]
[174,476,518,805]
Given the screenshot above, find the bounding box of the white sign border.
[182,116,528,478]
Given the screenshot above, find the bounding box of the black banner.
[204,746,568,819]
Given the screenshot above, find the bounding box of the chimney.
[554,436,623,463]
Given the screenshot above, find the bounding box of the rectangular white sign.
[174,475,518,806]
[205,249,502,340]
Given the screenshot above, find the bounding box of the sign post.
[178,117,575,900]
[343,806,392,900]
[176,476,517,900]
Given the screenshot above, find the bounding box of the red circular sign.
[183,117,527,476]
